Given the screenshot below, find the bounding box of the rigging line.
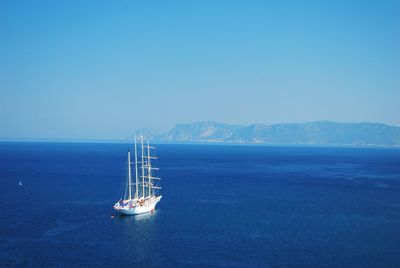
[118,160,128,200]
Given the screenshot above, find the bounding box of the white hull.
[114,196,162,215]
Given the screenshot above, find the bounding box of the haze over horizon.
[1,1,399,140]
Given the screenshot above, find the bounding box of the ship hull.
[115,196,162,215]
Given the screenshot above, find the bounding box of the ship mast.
[141,134,145,199]
[127,150,132,200]
[147,140,152,198]
[134,136,139,199]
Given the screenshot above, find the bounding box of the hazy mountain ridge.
[134,121,400,146]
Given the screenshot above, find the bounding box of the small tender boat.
[114,135,162,215]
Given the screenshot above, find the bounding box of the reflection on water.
[114,211,160,264]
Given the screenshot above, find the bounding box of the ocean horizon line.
[1,138,399,149]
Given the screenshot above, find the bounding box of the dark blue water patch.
[0,142,400,267]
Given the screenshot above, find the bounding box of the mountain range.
[133,121,400,146]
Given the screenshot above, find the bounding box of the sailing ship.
[114,135,162,215]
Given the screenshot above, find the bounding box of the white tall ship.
[114,135,162,215]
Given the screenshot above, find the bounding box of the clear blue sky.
[1,0,399,139]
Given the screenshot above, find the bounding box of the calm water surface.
[0,142,400,267]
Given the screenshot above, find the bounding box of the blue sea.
[1,142,400,267]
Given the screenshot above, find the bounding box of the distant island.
[134,121,400,147]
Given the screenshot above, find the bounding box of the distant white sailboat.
[114,135,162,215]
[18,180,22,186]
